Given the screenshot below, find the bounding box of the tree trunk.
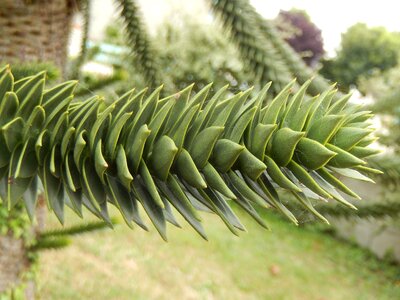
[0,233,31,296]
[0,197,47,299]
[0,0,76,72]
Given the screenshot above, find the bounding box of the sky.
[86,0,400,57]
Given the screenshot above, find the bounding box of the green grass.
[37,206,400,300]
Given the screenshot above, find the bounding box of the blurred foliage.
[274,9,324,67]
[360,65,400,187]
[360,65,400,150]
[74,67,129,99]
[359,65,400,109]
[91,15,252,95]
[320,23,400,91]
[103,19,126,46]
[155,18,252,93]
[0,202,31,240]
[356,63,400,230]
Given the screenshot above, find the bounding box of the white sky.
[86,0,400,57]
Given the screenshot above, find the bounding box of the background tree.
[320,23,400,91]
[274,9,324,67]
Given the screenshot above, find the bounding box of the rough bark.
[0,0,76,72]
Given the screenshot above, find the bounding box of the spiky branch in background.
[29,236,71,251]
[69,0,91,79]
[39,219,116,238]
[209,0,295,94]
[368,155,400,188]
[115,0,162,89]
[30,219,116,251]
[285,197,400,219]
[0,66,379,240]
[318,199,400,219]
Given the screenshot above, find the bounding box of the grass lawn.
[37,206,400,300]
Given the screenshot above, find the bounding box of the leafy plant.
[0,65,379,240]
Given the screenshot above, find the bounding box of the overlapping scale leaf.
[0,65,379,240]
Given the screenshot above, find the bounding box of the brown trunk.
[0,196,47,299]
[0,233,30,295]
[0,0,76,72]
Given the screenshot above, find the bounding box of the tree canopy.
[274,9,324,67]
[320,23,400,91]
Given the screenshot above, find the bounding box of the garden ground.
[38,206,400,300]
